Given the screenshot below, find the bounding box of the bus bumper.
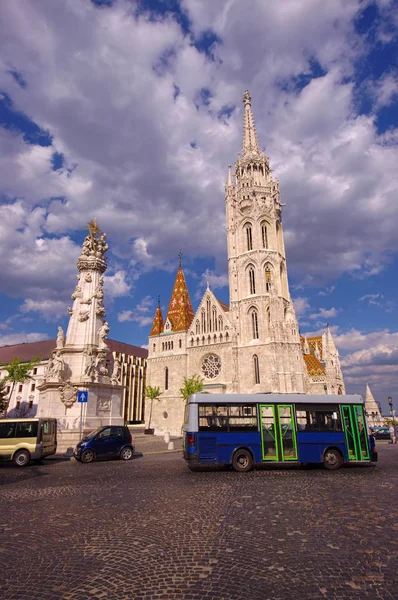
[183,450,198,462]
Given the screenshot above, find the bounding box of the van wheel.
[232,449,253,472]
[81,449,95,464]
[324,449,343,471]
[13,449,30,467]
[120,447,134,461]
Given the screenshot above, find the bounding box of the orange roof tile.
[149,303,164,337]
[303,353,325,377]
[166,267,194,332]
[300,335,323,357]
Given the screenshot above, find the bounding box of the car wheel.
[120,447,134,461]
[323,448,343,471]
[232,449,253,473]
[13,449,31,467]
[81,449,95,464]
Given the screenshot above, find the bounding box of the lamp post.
[388,396,393,423]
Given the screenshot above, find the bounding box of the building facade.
[147,90,346,435]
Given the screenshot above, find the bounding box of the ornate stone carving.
[78,310,90,322]
[58,381,78,409]
[94,350,109,382]
[96,397,111,415]
[98,321,110,350]
[238,197,253,215]
[85,273,92,283]
[110,358,121,385]
[47,352,64,382]
[83,348,96,380]
[77,220,109,274]
[56,326,64,349]
[71,285,82,300]
[67,306,73,316]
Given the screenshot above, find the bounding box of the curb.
[143,449,183,456]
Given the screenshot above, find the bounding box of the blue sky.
[0,0,397,412]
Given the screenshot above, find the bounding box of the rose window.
[202,354,222,379]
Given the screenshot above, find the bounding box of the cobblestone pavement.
[1,443,397,600]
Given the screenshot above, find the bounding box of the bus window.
[296,405,342,432]
[198,405,228,431]
[229,405,257,431]
[16,421,38,438]
[0,421,16,439]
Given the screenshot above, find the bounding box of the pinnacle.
[242,89,260,157]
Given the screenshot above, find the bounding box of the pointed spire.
[314,341,321,360]
[303,335,310,355]
[166,263,194,332]
[242,90,260,157]
[149,296,164,336]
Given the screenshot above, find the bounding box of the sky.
[0,0,397,412]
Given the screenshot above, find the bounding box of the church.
[146,91,345,435]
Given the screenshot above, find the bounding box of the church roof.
[149,302,164,336]
[0,338,148,364]
[166,266,195,332]
[217,300,230,312]
[303,353,326,377]
[300,335,323,356]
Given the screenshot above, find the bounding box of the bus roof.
[188,393,364,405]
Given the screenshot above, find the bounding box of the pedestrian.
[389,424,396,444]
[394,425,398,444]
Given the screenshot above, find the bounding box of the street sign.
[78,390,88,403]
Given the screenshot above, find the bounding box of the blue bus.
[183,393,377,472]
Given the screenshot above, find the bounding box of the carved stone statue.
[110,358,120,385]
[48,352,64,381]
[56,326,64,349]
[83,349,96,379]
[98,321,110,349]
[72,285,82,300]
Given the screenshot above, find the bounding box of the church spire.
[149,296,164,336]
[242,90,260,157]
[166,256,194,332]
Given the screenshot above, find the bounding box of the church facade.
[147,91,345,434]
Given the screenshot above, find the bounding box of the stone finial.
[242,89,260,157]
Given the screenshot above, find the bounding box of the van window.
[16,421,38,438]
[0,422,16,439]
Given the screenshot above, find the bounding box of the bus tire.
[323,448,343,471]
[232,449,253,473]
[13,449,31,467]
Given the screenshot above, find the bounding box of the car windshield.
[84,427,103,440]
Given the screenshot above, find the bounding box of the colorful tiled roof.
[303,353,325,377]
[301,335,323,356]
[149,303,164,337]
[166,267,195,332]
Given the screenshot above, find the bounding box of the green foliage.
[145,385,162,430]
[0,356,41,415]
[0,378,8,418]
[180,374,204,402]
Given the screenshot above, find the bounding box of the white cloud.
[293,296,310,317]
[117,295,154,327]
[319,286,336,296]
[309,307,338,320]
[0,332,49,347]
[20,299,67,321]
[103,271,130,298]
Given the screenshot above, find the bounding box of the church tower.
[225,90,307,393]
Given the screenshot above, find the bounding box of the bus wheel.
[13,449,30,467]
[323,449,343,471]
[232,449,253,473]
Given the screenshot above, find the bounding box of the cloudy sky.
[0,0,397,411]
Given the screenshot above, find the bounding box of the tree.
[0,378,8,418]
[1,356,41,415]
[145,385,162,431]
[180,374,204,402]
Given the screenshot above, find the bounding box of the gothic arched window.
[248,267,256,295]
[218,316,223,331]
[245,224,253,251]
[201,309,206,334]
[261,222,268,249]
[196,319,200,335]
[251,309,259,339]
[212,307,217,332]
[253,355,260,384]
[207,297,211,332]
[266,306,271,329]
[165,367,169,391]
[265,266,271,292]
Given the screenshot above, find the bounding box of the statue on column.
[98,321,110,349]
[48,351,64,382]
[111,358,121,385]
[56,326,65,349]
[83,348,96,380]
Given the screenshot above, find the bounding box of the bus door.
[341,405,370,461]
[260,404,298,462]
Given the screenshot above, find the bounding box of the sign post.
[78,390,88,440]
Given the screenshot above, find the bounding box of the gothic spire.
[242,90,260,157]
[166,264,194,332]
[149,297,164,336]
